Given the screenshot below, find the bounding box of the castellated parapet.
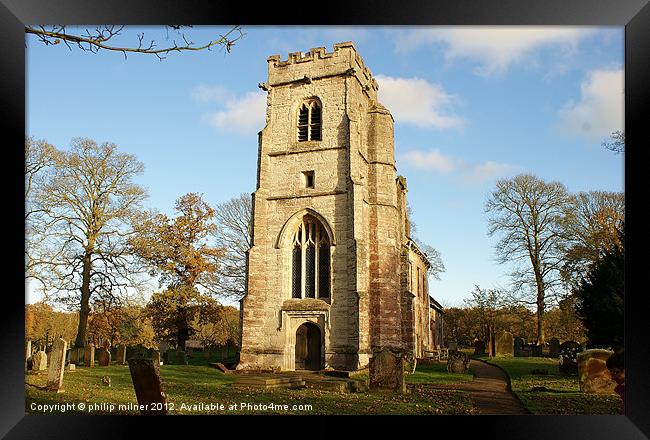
[239,42,440,373]
[261,42,379,100]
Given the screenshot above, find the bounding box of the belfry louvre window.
[291,215,330,299]
[297,100,322,142]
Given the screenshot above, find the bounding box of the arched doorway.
[295,322,321,370]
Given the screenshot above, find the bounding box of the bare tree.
[26,25,245,60]
[31,138,148,348]
[407,201,446,281]
[485,174,574,345]
[602,130,625,154]
[25,136,60,292]
[214,193,252,300]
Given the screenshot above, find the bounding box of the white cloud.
[375,75,465,129]
[401,149,457,173]
[400,148,518,183]
[395,27,596,76]
[190,84,234,103]
[195,89,266,135]
[558,68,624,141]
[463,161,520,183]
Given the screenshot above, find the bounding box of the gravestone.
[46,338,67,392]
[369,348,406,394]
[403,352,417,374]
[32,351,47,371]
[67,364,76,371]
[97,348,111,366]
[548,338,560,358]
[128,349,168,414]
[25,340,32,371]
[531,344,543,357]
[514,337,525,356]
[577,349,617,394]
[84,345,95,367]
[494,331,514,357]
[447,350,470,373]
[558,341,581,374]
[474,340,486,355]
[116,344,127,365]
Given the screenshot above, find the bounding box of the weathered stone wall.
[240,42,435,371]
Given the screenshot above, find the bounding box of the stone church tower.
[239,42,438,372]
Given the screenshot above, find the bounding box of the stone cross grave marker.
[128,349,168,415]
[369,348,406,394]
[46,338,67,392]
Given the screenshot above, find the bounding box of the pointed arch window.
[291,215,330,299]
[297,99,322,142]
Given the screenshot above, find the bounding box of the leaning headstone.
[548,338,560,358]
[369,348,406,393]
[128,349,168,414]
[84,345,95,367]
[577,349,617,394]
[558,341,581,374]
[447,350,470,373]
[473,340,486,355]
[494,331,514,357]
[116,344,127,365]
[97,348,111,366]
[31,351,48,371]
[46,338,67,392]
[514,337,525,356]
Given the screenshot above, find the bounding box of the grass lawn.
[26,362,474,415]
[476,356,621,415]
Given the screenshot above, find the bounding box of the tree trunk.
[74,252,92,348]
[536,286,546,345]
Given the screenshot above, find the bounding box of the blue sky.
[26,26,624,308]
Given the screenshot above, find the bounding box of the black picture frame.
[3,0,648,437]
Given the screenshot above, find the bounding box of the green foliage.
[144,286,221,348]
[574,225,624,349]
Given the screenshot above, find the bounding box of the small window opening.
[303,171,315,189]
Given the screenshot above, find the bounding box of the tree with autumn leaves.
[128,193,228,350]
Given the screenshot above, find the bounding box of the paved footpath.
[457,359,529,415]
